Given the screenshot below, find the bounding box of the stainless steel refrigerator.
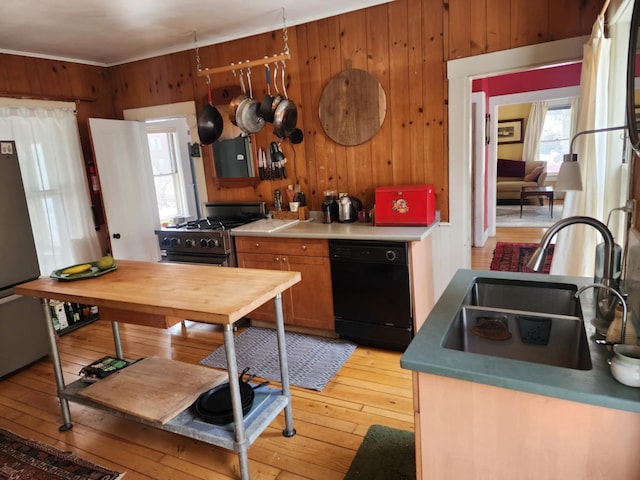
[0,140,49,377]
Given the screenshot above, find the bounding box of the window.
[146,127,188,223]
[539,105,573,174]
[0,102,101,274]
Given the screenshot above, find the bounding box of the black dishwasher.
[329,240,413,351]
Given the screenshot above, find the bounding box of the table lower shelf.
[62,379,289,451]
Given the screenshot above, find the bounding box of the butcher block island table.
[15,259,301,480]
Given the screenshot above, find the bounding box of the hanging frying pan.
[229,68,248,127]
[193,368,268,425]
[273,61,297,139]
[258,63,275,122]
[269,61,284,122]
[197,82,223,145]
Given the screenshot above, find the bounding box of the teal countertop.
[401,269,640,413]
[230,212,439,242]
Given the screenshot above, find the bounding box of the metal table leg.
[111,321,124,359]
[223,324,250,480]
[41,299,73,431]
[273,293,296,437]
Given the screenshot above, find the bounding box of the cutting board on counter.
[78,356,227,424]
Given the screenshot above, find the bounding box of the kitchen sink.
[464,277,581,317]
[443,278,592,370]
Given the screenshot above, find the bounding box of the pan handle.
[281,60,288,99]
[272,62,280,95]
[265,62,271,95]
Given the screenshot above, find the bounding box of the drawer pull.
[255,243,260,248]
[301,245,307,250]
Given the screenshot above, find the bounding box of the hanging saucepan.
[197,80,224,145]
[258,63,275,122]
[236,67,265,134]
[269,61,284,121]
[273,61,297,139]
[193,367,269,425]
[228,66,248,127]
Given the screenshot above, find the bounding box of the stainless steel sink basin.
[465,277,581,317]
[444,278,592,370]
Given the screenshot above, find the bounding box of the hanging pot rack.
[197,52,291,77]
[196,8,290,78]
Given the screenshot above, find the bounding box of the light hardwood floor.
[471,227,548,270]
[0,227,545,480]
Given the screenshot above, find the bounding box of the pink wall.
[472,62,582,95]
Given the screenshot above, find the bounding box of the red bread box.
[375,184,436,226]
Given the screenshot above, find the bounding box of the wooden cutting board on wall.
[318,64,387,146]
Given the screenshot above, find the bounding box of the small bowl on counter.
[610,344,640,387]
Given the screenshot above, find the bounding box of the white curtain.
[551,15,612,277]
[0,105,102,276]
[522,101,548,162]
[569,97,580,139]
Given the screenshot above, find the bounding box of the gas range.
[155,202,266,266]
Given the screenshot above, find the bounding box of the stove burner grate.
[172,214,264,231]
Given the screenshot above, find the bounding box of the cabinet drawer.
[235,236,328,257]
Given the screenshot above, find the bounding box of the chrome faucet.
[527,216,619,330]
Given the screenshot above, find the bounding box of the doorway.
[434,35,587,295]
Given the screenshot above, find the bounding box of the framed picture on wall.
[497,118,524,144]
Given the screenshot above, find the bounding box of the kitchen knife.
[258,147,265,180]
[264,149,272,180]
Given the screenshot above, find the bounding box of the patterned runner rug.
[200,327,356,391]
[0,427,123,479]
[490,242,554,273]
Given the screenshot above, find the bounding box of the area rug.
[199,327,357,391]
[0,427,124,480]
[490,242,554,273]
[344,425,415,480]
[496,203,563,228]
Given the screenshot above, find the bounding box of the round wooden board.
[318,68,386,146]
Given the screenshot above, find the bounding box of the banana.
[62,263,92,275]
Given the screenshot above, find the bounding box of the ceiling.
[0,0,392,67]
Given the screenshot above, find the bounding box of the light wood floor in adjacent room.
[471,227,548,270]
[0,227,546,480]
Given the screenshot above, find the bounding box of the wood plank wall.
[0,0,601,222]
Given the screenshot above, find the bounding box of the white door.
[88,118,161,262]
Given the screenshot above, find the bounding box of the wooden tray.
[271,206,309,220]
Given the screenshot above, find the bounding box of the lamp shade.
[555,158,583,191]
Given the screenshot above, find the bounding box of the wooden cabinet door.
[282,255,335,330]
[236,238,335,330]
[236,252,292,323]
